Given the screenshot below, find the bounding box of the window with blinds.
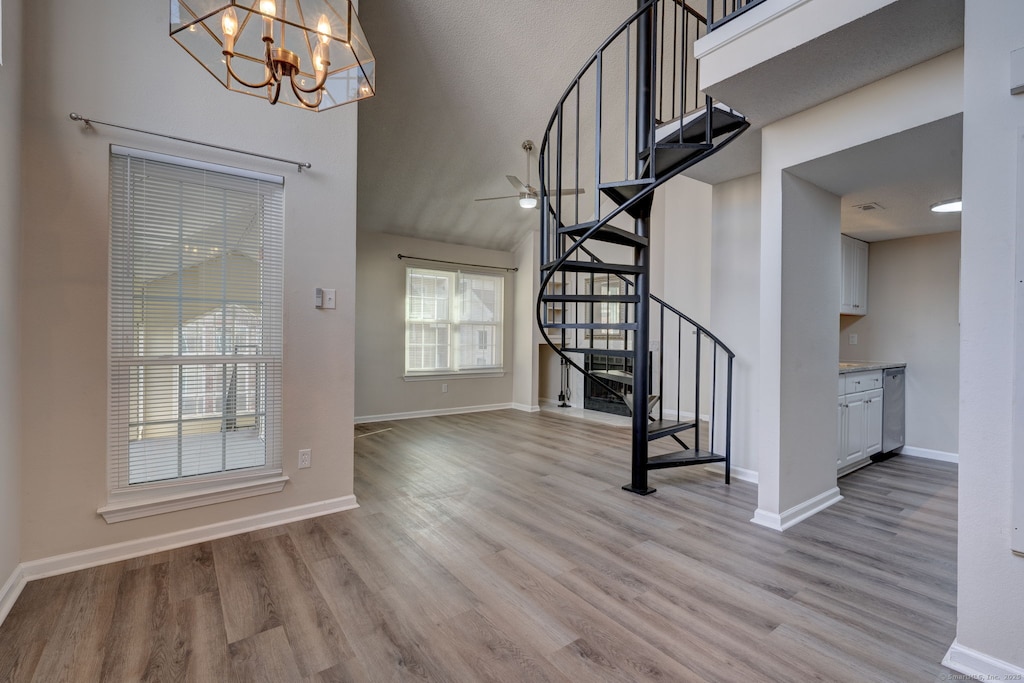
[108,148,284,497]
[405,267,504,375]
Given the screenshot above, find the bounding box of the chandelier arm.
[289,62,331,94]
[289,77,325,108]
[224,46,277,90]
[268,78,284,105]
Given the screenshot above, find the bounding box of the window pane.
[110,151,283,492]
[457,323,499,368]
[405,267,503,374]
[407,322,451,371]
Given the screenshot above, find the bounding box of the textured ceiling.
[789,114,962,242]
[357,0,630,251]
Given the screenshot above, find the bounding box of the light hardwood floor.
[0,409,958,682]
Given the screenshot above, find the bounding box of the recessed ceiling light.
[930,198,962,213]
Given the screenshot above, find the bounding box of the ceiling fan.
[475,140,585,209]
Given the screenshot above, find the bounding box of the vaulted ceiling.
[357,1,630,251]
[356,0,965,252]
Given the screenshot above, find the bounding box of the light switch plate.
[324,288,337,309]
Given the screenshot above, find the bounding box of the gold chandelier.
[171,1,375,112]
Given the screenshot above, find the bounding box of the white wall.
[0,0,22,593]
[652,175,715,421]
[778,173,841,510]
[512,229,540,411]
[18,0,358,561]
[840,231,960,456]
[949,0,1024,672]
[754,49,963,527]
[354,232,516,420]
[711,174,761,475]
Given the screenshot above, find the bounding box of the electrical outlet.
[849,333,858,345]
[298,448,312,469]
[441,383,448,393]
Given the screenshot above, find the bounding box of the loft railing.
[706,0,767,31]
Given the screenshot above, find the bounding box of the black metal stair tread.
[590,369,635,385]
[656,107,747,147]
[541,294,641,303]
[545,323,639,330]
[638,141,711,161]
[646,449,726,470]
[558,347,635,357]
[558,222,649,247]
[647,419,697,440]
[598,181,656,218]
[542,260,642,275]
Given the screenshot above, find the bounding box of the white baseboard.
[355,403,515,424]
[512,403,541,413]
[751,487,843,532]
[704,463,759,484]
[943,639,1024,679]
[899,445,959,464]
[18,495,358,584]
[0,564,27,629]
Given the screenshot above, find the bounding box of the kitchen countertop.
[838,361,907,374]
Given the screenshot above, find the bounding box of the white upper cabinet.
[840,234,869,316]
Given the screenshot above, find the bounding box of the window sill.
[98,471,289,523]
[404,371,505,382]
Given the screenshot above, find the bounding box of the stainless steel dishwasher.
[882,367,905,453]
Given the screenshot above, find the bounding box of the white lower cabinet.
[838,386,883,474]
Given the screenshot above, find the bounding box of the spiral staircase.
[536,0,749,494]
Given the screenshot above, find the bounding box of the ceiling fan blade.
[557,188,586,196]
[474,195,518,202]
[506,175,528,192]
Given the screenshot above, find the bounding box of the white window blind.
[405,267,503,375]
[108,149,284,494]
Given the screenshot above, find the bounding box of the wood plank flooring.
[0,409,958,681]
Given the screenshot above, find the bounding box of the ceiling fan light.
[930,198,962,213]
[519,194,537,209]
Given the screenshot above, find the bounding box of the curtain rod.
[68,113,312,173]
[397,254,518,272]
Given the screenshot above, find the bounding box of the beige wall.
[354,231,516,419]
[710,173,761,475]
[0,0,23,587]
[18,0,358,561]
[512,230,540,411]
[776,172,842,513]
[839,231,960,455]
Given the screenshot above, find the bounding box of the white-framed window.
[101,147,286,522]
[405,267,504,376]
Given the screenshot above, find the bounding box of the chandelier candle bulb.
[260,0,276,39]
[317,15,332,45]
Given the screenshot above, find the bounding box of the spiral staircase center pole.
[624,0,657,495]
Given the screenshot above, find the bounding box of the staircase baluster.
[595,54,603,221]
[575,86,581,226]
[658,303,665,424]
[694,331,702,451]
[711,345,718,455]
[624,28,631,181]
